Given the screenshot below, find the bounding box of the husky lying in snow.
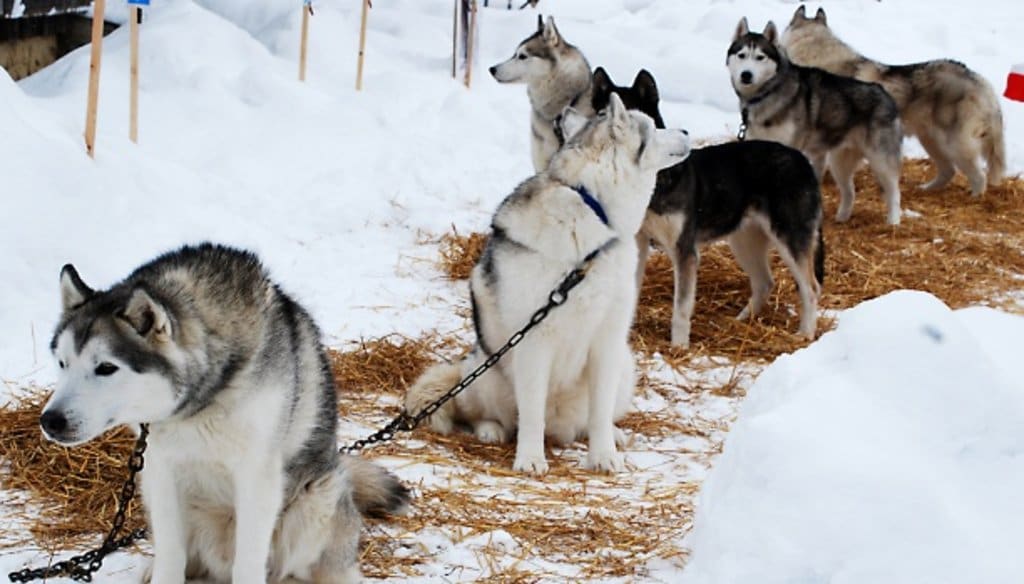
[589,67,824,347]
[405,94,690,474]
[41,243,409,584]
[490,15,593,172]
[729,18,904,225]
[781,5,1006,196]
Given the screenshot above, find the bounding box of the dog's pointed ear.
[592,67,613,96]
[60,264,94,311]
[121,287,171,340]
[536,14,544,31]
[607,92,629,127]
[815,7,827,25]
[764,21,779,44]
[792,5,807,23]
[542,16,561,46]
[734,17,749,42]
[558,107,589,142]
[632,69,660,104]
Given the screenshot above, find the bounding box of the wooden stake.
[355,0,370,91]
[451,0,459,79]
[299,2,311,82]
[463,0,477,88]
[84,0,106,157]
[129,6,139,144]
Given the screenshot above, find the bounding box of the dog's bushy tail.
[814,222,825,287]
[341,456,411,519]
[403,361,463,435]
[982,104,1006,187]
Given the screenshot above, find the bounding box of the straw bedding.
[1,159,1021,579]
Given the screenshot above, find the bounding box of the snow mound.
[683,291,1024,584]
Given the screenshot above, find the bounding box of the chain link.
[9,425,150,583]
[8,248,599,582]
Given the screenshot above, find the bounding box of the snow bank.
[683,291,1024,584]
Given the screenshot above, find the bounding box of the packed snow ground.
[1,0,1022,581]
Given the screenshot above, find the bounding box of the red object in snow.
[1006,65,1024,102]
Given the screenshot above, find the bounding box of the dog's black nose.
[40,410,68,436]
[489,66,497,76]
[740,71,753,84]
[681,129,689,136]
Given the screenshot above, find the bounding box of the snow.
[682,292,1024,583]
[0,0,1022,581]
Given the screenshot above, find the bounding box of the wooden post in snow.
[451,0,459,79]
[128,5,140,143]
[463,0,477,88]
[355,0,370,90]
[84,0,107,157]
[299,1,311,81]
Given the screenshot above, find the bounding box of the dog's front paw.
[586,449,624,473]
[474,420,508,444]
[512,453,549,475]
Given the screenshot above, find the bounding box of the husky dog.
[405,95,690,475]
[782,6,1006,195]
[41,243,409,584]
[489,15,592,172]
[728,18,904,225]
[590,68,824,347]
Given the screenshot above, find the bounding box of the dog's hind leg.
[917,131,956,192]
[728,223,773,322]
[829,146,863,223]
[865,146,903,225]
[774,235,820,341]
[948,137,987,196]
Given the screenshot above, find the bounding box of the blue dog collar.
[574,185,609,226]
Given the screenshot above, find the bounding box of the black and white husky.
[728,18,904,225]
[589,67,824,347]
[406,95,690,474]
[41,243,409,583]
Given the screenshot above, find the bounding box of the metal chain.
[8,249,600,582]
[8,424,150,583]
[342,256,594,453]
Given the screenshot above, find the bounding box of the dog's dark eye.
[738,52,748,59]
[95,362,119,376]
[517,54,527,60]
[755,55,765,62]
[58,360,66,369]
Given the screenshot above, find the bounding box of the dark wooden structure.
[1,0,114,80]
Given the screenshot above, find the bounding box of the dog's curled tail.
[982,104,1006,187]
[403,361,463,435]
[342,456,411,518]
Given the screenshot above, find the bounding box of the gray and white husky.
[41,243,409,584]
[405,94,690,475]
[728,18,904,225]
[781,5,1006,195]
[489,15,592,172]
